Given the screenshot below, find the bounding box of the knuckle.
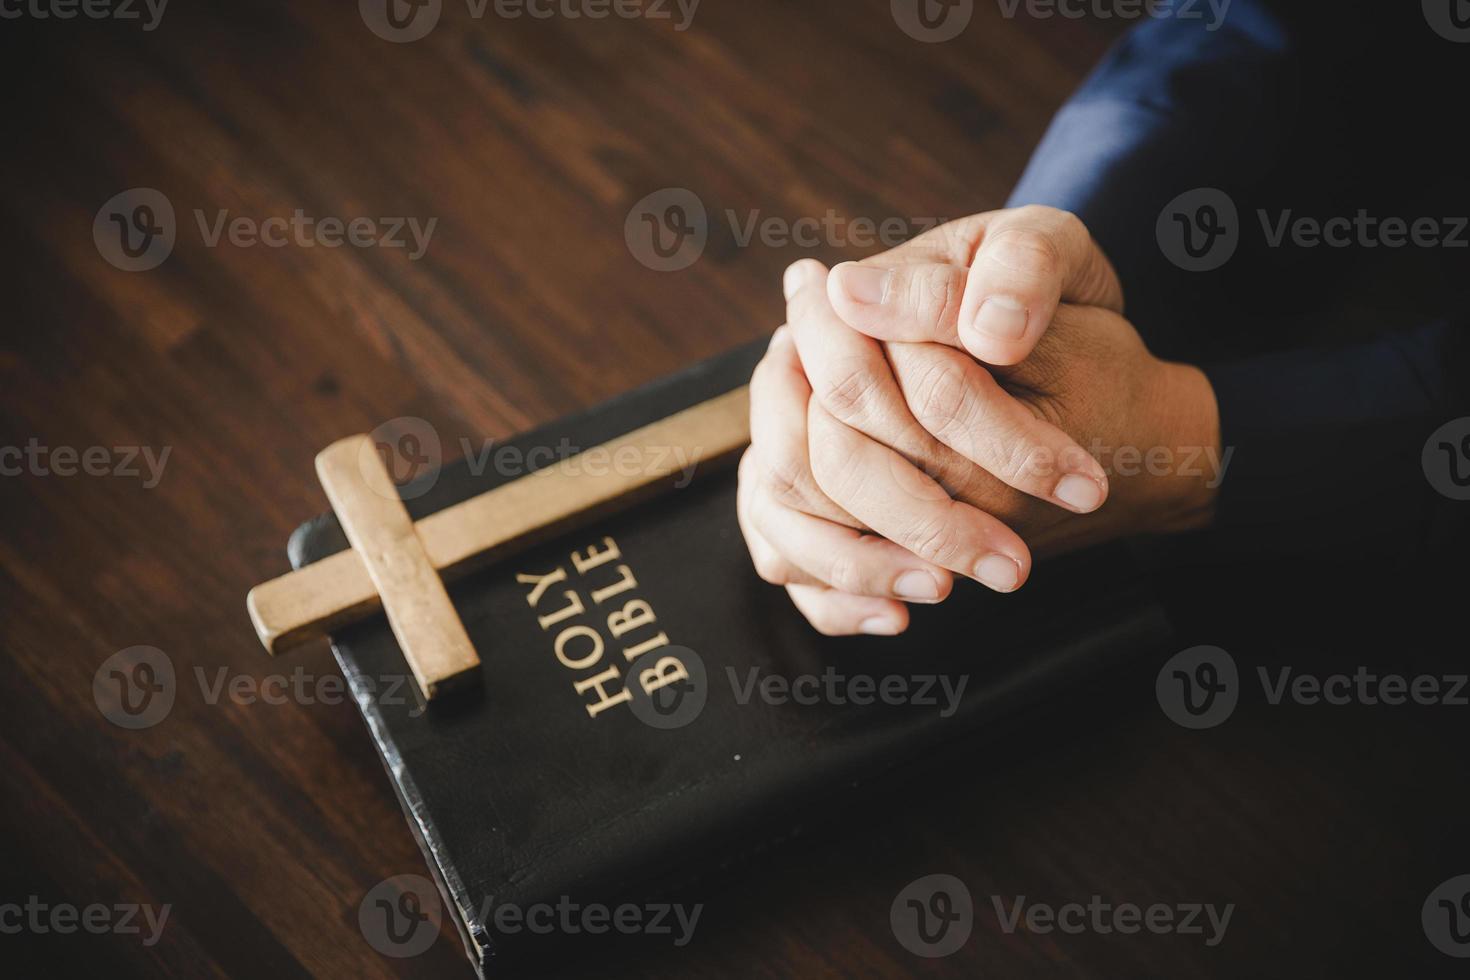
[763,450,813,511]
[815,361,882,426]
[987,226,1063,285]
[904,514,966,567]
[807,432,866,508]
[1051,207,1087,243]
[994,436,1041,488]
[752,551,789,586]
[825,553,866,595]
[910,358,972,435]
[905,266,963,329]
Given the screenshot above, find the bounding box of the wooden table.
[2,2,1464,977]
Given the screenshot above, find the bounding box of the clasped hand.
[737,206,1221,635]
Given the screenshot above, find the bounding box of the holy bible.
[283,340,1171,975]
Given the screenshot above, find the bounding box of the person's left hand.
[737,207,1222,636]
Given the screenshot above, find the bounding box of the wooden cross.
[246,388,750,702]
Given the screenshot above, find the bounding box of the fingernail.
[974,554,1021,592]
[894,570,941,601]
[859,616,902,636]
[835,263,889,306]
[783,263,805,301]
[1054,473,1104,513]
[970,296,1028,342]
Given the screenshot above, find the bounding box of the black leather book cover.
[288,341,1172,976]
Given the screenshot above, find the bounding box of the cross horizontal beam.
[246,386,750,698]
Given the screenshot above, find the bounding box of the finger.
[736,450,825,590]
[785,258,917,439]
[783,259,981,498]
[747,480,953,602]
[956,206,1121,365]
[748,324,859,526]
[826,259,969,348]
[785,582,910,637]
[885,342,1109,514]
[807,400,1031,594]
[825,206,1120,365]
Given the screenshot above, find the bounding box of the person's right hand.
[737,208,1220,637]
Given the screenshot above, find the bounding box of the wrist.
[1139,360,1221,533]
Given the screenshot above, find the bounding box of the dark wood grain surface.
[1,2,1466,977]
